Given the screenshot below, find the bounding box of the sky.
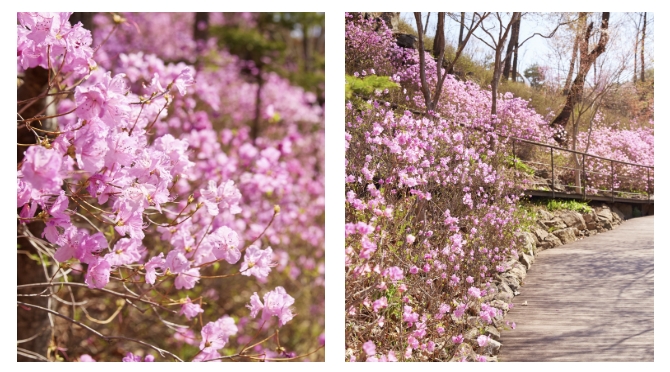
[400,12,654,87]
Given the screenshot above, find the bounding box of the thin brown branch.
[16,301,183,361]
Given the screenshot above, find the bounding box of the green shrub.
[345,74,399,101]
[545,199,592,213]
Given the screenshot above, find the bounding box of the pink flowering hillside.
[17,12,324,362]
[345,13,547,362]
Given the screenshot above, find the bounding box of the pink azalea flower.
[144,253,165,284]
[247,286,295,327]
[385,266,403,281]
[199,180,242,216]
[467,286,482,299]
[363,340,376,356]
[247,292,265,318]
[206,226,240,264]
[402,305,418,326]
[104,238,142,266]
[453,303,467,318]
[21,145,64,195]
[407,335,419,349]
[122,352,154,362]
[477,334,491,347]
[174,268,200,290]
[439,303,451,314]
[372,297,388,312]
[165,250,190,274]
[85,258,111,289]
[173,68,195,96]
[199,316,237,352]
[406,234,416,244]
[179,297,204,320]
[240,245,274,279]
[79,354,96,362]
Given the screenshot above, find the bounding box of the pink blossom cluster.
[17,12,95,75]
[17,12,323,361]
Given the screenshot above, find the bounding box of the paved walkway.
[499,215,654,362]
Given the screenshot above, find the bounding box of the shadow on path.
[498,215,654,362]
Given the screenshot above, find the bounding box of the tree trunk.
[490,12,520,115]
[414,12,448,113]
[315,25,325,107]
[414,13,432,112]
[491,47,503,115]
[512,22,520,82]
[593,55,597,86]
[641,12,646,83]
[562,14,584,95]
[446,13,488,75]
[551,12,609,145]
[432,13,445,60]
[302,22,311,73]
[193,12,209,53]
[252,71,263,143]
[633,13,641,84]
[458,13,465,48]
[502,16,520,81]
[571,110,582,193]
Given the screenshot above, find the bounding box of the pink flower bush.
[17,12,323,362]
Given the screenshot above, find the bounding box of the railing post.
[647,167,650,203]
[611,160,614,203]
[582,153,586,200]
[551,147,555,199]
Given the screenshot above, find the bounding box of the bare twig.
[16,301,183,362]
[17,347,50,361]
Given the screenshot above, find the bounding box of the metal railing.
[510,137,654,203]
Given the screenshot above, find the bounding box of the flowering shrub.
[17,12,323,362]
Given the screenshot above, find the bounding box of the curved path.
[499,215,654,362]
